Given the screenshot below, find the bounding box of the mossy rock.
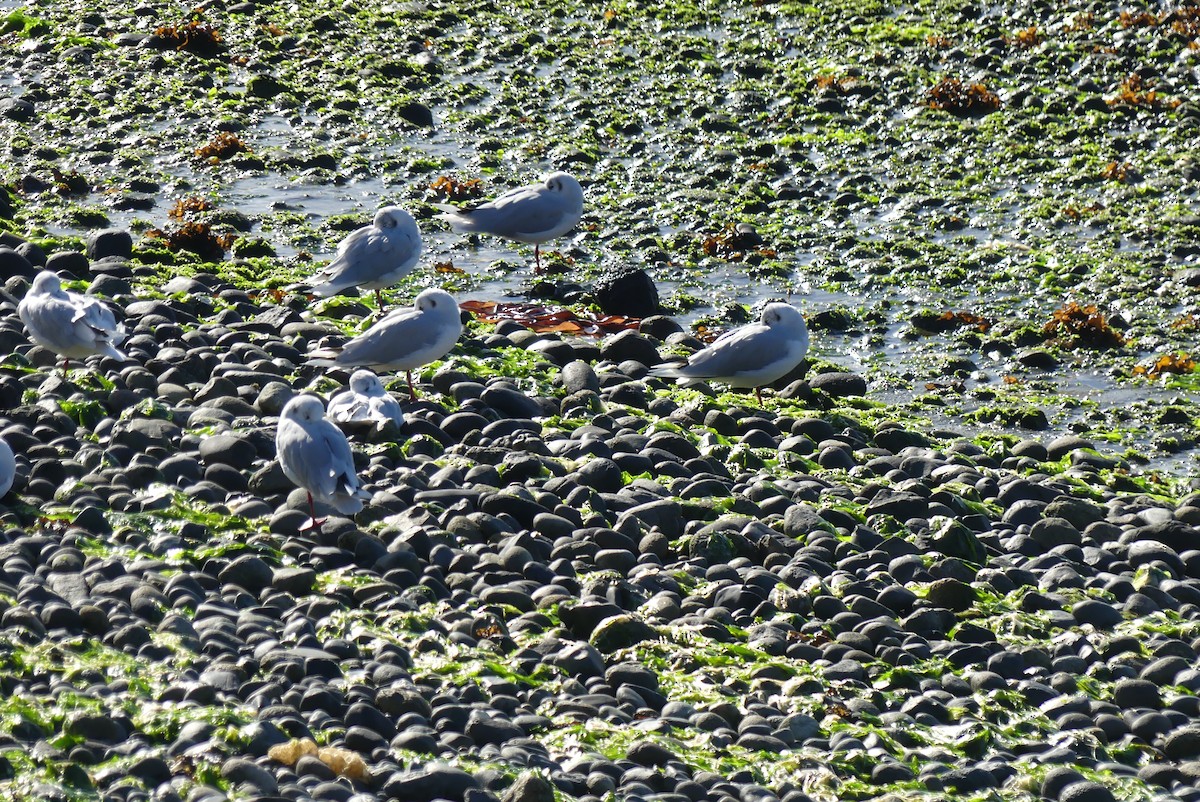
[247,74,291,99]
[918,516,988,566]
[232,237,276,258]
[589,614,659,653]
[678,531,738,563]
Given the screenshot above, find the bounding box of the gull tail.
[433,203,478,232]
[647,363,688,379]
[308,281,342,298]
[307,348,342,367]
[331,482,371,515]
[99,344,130,362]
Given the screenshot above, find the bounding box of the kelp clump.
[146,219,234,262]
[1101,161,1139,183]
[429,175,484,203]
[149,196,233,261]
[195,132,250,162]
[911,310,992,333]
[700,224,777,262]
[1133,353,1196,378]
[1042,302,1126,349]
[926,77,1001,116]
[168,197,214,220]
[150,16,224,56]
[1108,73,1179,111]
[1120,6,1200,40]
[459,300,640,336]
[1003,26,1042,48]
[1169,6,1200,40]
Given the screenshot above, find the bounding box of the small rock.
[593,268,660,318]
[86,229,133,261]
[398,101,435,128]
[0,97,34,121]
[380,765,479,801]
[0,247,37,280]
[1071,599,1122,628]
[220,757,279,795]
[1058,781,1116,802]
[627,740,678,767]
[219,555,274,594]
[1040,767,1087,800]
[808,372,866,397]
[1017,348,1058,369]
[602,329,661,367]
[501,772,556,802]
[247,74,290,98]
[1047,435,1095,460]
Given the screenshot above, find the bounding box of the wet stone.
[85,229,133,261]
[219,757,278,795]
[808,371,866,397]
[1071,599,1122,628]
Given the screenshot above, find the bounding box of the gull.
[0,436,13,499]
[435,171,583,273]
[275,395,371,530]
[308,206,422,310]
[649,302,810,404]
[17,271,129,370]
[327,369,406,429]
[308,288,463,400]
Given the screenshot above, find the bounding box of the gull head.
[30,270,63,296]
[414,288,458,317]
[282,395,327,424]
[761,303,806,332]
[374,205,413,231]
[349,369,384,395]
[541,172,583,202]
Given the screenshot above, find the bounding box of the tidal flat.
[1,2,1200,801]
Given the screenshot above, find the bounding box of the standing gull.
[307,206,422,310]
[327,369,406,429]
[308,287,463,400]
[649,302,809,404]
[435,171,583,273]
[17,270,128,370]
[275,394,371,530]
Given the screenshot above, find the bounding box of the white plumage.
[275,394,371,530]
[435,171,583,272]
[17,271,129,368]
[0,436,14,499]
[327,369,406,429]
[308,206,422,310]
[309,288,463,400]
[650,302,809,404]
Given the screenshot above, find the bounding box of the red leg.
[534,243,542,274]
[406,370,418,401]
[755,386,763,406]
[375,287,385,311]
[300,491,325,531]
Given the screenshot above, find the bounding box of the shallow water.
[4,0,1199,479]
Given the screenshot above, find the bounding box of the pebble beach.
[3,1,1200,801]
